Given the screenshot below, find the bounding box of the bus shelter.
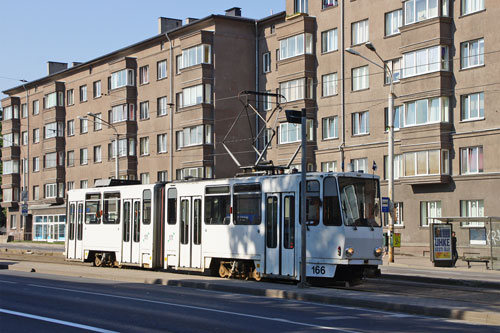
[433,217,500,270]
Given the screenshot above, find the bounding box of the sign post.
[21,203,29,217]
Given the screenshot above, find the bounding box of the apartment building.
[2,0,499,254]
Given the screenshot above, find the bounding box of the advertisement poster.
[433,224,452,260]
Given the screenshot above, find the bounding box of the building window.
[66,90,75,107]
[93,80,101,98]
[420,201,441,227]
[45,183,58,198]
[321,28,338,53]
[157,60,167,80]
[3,132,19,147]
[157,97,168,116]
[157,134,167,153]
[176,166,212,180]
[279,120,314,144]
[140,137,149,156]
[31,156,39,172]
[352,66,369,91]
[280,78,313,102]
[405,97,449,127]
[181,44,211,69]
[322,0,337,9]
[80,148,88,165]
[67,151,75,167]
[405,0,439,25]
[94,146,102,163]
[43,152,61,169]
[157,171,167,182]
[384,154,404,180]
[21,103,27,118]
[462,0,484,15]
[352,19,369,45]
[176,124,212,149]
[460,199,485,244]
[352,111,369,135]
[111,104,135,123]
[385,9,403,36]
[322,116,338,140]
[33,186,40,200]
[140,101,149,120]
[3,160,20,175]
[461,92,484,121]
[10,215,17,229]
[461,38,484,69]
[139,65,149,84]
[79,85,87,102]
[351,158,368,173]
[403,149,449,176]
[22,131,28,145]
[263,52,271,73]
[322,73,338,97]
[181,84,211,108]
[460,146,483,174]
[263,90,272,111]
[67,181,74,191]
[111,69,135,89]
[321,161,337,172]
[31,128,39,144]
[44,121,64,139]
[403,45,449,78]
[67,120,75,136]
[294,0,308,13]
[385,58,401,84]
[80,118,88,133]
[33,100,39,115]
[44,91,64,109]
[384,202,404,227]
[279,33,313,60]
[140,173,150,184]
[384,105,404,131]
[80,180,88,189]
[176,55,182,74]
[93,113,102,131]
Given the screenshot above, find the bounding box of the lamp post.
[346,42,395,263]
[80,112,120,179]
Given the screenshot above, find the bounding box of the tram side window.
[266,196,278,248]
[69,203,76,240]
[167,188,177,225]
[300,180,320,226]
[324,177,342,226]
[133,201,141,242]
[85,194,101,224]
[233,184,261,225]
[283,196,295,249]
[204,186,230,225]
[143,190,152,225]
[103,193,120,224]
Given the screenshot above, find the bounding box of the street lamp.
[79,112,120,179]
[346,42,396,263]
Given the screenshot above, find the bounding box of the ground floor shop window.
[34,214,66,241]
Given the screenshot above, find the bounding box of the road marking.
[28,284,362,332]
[385,314,414,318]
[317,316,356,320]
[0,308,117,333]
[0,280,17,284]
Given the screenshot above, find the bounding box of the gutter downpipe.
[165,32,174,181]
[255,21,260,159]
[340,0,345,171]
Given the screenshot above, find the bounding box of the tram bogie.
[66,172,383,282]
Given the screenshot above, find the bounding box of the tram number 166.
[306,264,335,277]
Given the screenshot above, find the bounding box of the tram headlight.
[345,247,355,257]
[374,247,383,257]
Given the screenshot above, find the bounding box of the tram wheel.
[219,262,230,278]
[251,268,262,281]
[94,253,103,267]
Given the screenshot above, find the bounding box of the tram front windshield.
[338,177,380,227]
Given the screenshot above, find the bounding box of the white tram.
[66,172,384,281]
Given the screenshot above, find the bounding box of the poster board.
[431,224,453,266]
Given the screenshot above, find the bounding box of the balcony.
[43,106,66,124]
[42,137,65,153]
[1,174,20,188]
[1,146,21,160]
[107,156,137,178]
[400,71,453,102]
[176,104,213,125]
[400,174,451,185]
[399,17,453,53]
[180,64,213,87]
[399,122,453,152]
[42,166,65,182]
[277,53,316,78]
[1,118,20,133]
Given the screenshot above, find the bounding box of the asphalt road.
[0,270,497,333]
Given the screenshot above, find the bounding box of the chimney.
[71,62,82,67]
[186,17,199,24]
[158,17,182,34]
[47,61,68,75]
[225,7,242,17]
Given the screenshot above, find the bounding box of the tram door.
[74,202,84,260]
[122,199,141,264]
[265,193,296,277]
[179,196,203,268]
[67,203,76,259]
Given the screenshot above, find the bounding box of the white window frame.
[279,33,313,60]
[157,60,167,80]
[403,45,449,78]
[45,183,58,199]
[140,101,150,120]
[420,201,441,227]
[351,19,369,46]
[461,92,484,121]
[279,120,314,144]
[404,97,449,127]
[94,146,102,163]
[33,100,40,115]
[322,116,338,140]
[385,58,402,84]
[181,84,211,108]
[461,0,484,16]
[405,0,439,25]
[111,104,135,123]
[460,146,483,174]
[80,85,87,102]
[181,44,211,69]
[80,148,88,165]
[80,118,88,134]
[158,97,168,116]
[140,137,149,156]
[403,149,448,177]
[352,111,369,135]
[385,105,405,131]
[139,65,149,84]
[352,66,369,91]
[140,173,150,185]
[94,113,102,131]
[322,73,337,97]
[157,134,167,154]
[93,80,101,98]
[321,28,338,53]
[67,120,75,136]
[385,9,403,36]
[322,0,338,9]
[461,38,484,69]
[294,0,308,13]
[67,89,74,106]
[111,69,135,89]
[263,52,271,73]
[321,161,337,172]
[351,158,368,173]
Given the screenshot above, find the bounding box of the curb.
[380,273,500,290]
[143,278,500,327]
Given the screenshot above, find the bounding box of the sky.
[0,0,284,101]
